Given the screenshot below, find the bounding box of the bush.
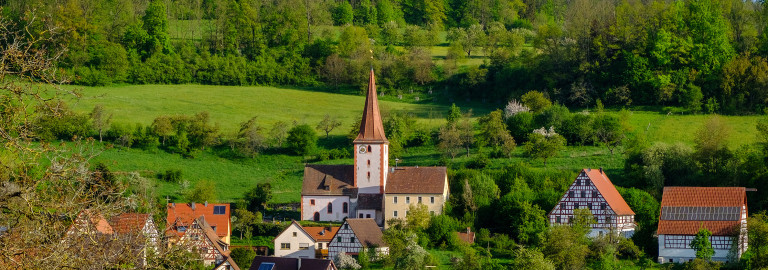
[230,247,256,269]
[158,169,183,183]
[286,124,318,156]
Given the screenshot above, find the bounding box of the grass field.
[69,84,765,204]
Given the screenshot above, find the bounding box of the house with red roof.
[181,216,240,270]
[273,220,340,259]
[166,202,231,244]
[548,168,636,237]
[657,187,748,263]
[110,213,159,268]
[301,69,448,227]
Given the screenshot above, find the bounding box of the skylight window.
[213,206,226,215]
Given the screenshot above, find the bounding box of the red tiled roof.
[110,213,150,234]
[302,165,356,196]
[657,220,740,236]
[303,226,340,242]
[354,69,388,143]
[585,169,635,216]
[456,228,475,244]
[68,210,114,235]
[166,203,230,238]
[657,187,747,236]
[385,167,447,194]
[660,187,746,207]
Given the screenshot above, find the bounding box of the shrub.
[286,124,318,156]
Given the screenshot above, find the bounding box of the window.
[601,203,606,210]
[394,211,398,217]
[430,197,435,204]
[257,262,275,270]
[368,145,372,152]
[582,180,587,186]
[574,203,579,209]
[310,199,315,206]
[318,243,323,249]
[293,232,297,237]
[560,203,564,209]
[213,205,226,215]
[178,226,187,232]
[343,202,348,214]
[580,191,585,198]
[406,197,410,203]
[367,172,370,179]
[366,214,371,218]
[327,202,333,214]
[556,216,561,223]
[568,216,573,223]
[606,217,611,224]
[588,203,592,210]
[576,179,580,185]
[367,160,371,166]
[394,197,398,204]
[359,213,364,218]
[299,243,309,250]
[337,237,341,242]
[593,192,598,198]
[350,237,355,243]
[418,197,422,204]
[344,224,349,229]
[669,259,673,263]
[211,226,217,232]
[569,191,575,197]
[280,243,291,250]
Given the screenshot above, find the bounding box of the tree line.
[4,0,768,114]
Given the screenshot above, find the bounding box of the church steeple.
[354,69,388,143]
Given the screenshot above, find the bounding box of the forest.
[4,0,768,114]
[2,0,768,269]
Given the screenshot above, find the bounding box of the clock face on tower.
[358,145,367,154]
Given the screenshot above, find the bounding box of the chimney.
[204,201,208,207]
[466,227,471,234]
[172,202,176,207]
[190,202,195,210]
[599,167,603,174]
[587,168,591,172]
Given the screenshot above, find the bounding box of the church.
[300,69,449,227]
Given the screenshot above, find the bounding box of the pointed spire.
[354,69,388,143]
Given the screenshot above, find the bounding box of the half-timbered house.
[657,187,748,263]
[548,168,636,237]
[327,219,388,260]
[301,69,448,227]
[180,216,240,270]
[110,213,159,268]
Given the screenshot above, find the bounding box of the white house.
[657,187,748,264]
[274,221,340,259]
[301,69,448,227]
[328,219,388,260]
[548,168,636,237]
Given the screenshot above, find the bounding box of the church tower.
[353,69,389,194]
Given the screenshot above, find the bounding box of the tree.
[90,104,112,142]
[188,111,220,150]
[477,110,515,150]
[543,224,590,270]
[592,114,626,155]
[406,203,430,230]
[521,91,552,113]
[152,116,174,145]
[317,114,342,138]
[286,124,317,156]
[458,114,476,157]
[244,183,272,212]
[392,234,432,270]
[230,247,256,269]
[332,2,354,26]
[143,0,173,54]
[690,227,715,261]
[238,116,266,157]
[186,180,217,203]
[447,24,486,57]
[334,252,361,270]
[269,121,289,147]
[357,247,370,269]
[438,124,462,159]
[446,103,462,125]
[524,127,566,166]
[510,248,556,270]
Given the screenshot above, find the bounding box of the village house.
[166,202,232,244]
[657,187,748,263]
[548,168,636,237]
[301,69,448,227]
[180,216,240,270]
[110,213,160,268]
[248,256,337,270]
[327,218,388,260]
[274,221,339,259]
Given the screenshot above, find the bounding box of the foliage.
[510,247,556,270]
[286,124,318,156]
[185,180,218,203]
[244,183,272,212]
[317,114,342,138]
[334,252,361,270]
[691,227,715,261]
[521,91,552,113]
[543,225,590,270]
[524,128,566,166]
[229,247,257,269]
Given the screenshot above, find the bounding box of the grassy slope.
[71,84,763,204]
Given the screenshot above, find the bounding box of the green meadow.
[70,84,764,204]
